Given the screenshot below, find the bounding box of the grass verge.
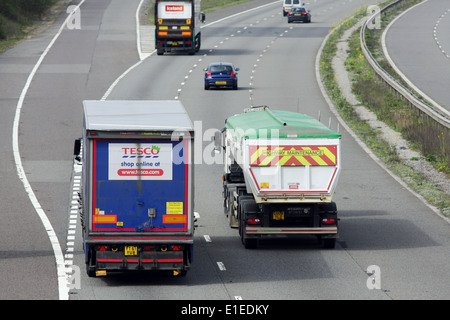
[0,0,60,53]
[320,0,450,217]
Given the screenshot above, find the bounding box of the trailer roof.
[83,100,194,132]
[225,107,341,139]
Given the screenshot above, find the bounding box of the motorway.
[385,0,450,113]
[1,0,450,300]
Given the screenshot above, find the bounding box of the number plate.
[124,246,138,256]
[215,81,227,85]
[272,211,285,220]
[172,41,178,46]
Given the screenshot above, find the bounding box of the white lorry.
[219,106,341,248]
[78,100,196,276]
[155,0,205,55]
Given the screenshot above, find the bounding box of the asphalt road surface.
[385,0,450,113]
[1,0,449,300]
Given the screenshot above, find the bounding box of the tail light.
[206,71,212,77]
[230,71,235,77]
[247,218,261,225]
[322,218,336,225]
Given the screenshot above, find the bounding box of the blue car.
[204,62,239,90]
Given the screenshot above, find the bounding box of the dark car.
[287,7,311,23]
[204,62,239,90]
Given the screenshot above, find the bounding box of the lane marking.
[217,262,226,271]
[102,0,150,100]
[103,0,280,100]
[12,0,86,301]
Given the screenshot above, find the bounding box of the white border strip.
[315,10,449,225]
[381,0,449,118]
[12,0,86,301]
[102,0,280,100]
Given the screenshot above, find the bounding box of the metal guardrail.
[360,0,450,128]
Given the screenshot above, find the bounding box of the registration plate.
[215,81,227,85]
[124,246,138,256]
[272,211,285,220]
[172,41,178,46]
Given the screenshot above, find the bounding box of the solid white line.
[12,0,86,301]
[102,0,280,100]
[136,0,145,60]
[382,0,450,118]
[315,8,449,225]
[200,1,280,29]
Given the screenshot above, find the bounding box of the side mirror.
[214,129,224,152]
[235,67,240,72]
[200,12,205,23]
[73,138,82,162]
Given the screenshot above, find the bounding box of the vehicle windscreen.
[210,65,232,72]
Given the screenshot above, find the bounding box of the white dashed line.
[433,8,450,59]
[217,262,226,271]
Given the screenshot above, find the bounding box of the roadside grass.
[201,0,254,13]
[0,0,60,53]
[147,0,253,24]
[361,0,450,175]
[320,1,450,217]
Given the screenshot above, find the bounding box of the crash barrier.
[361,0,450,129]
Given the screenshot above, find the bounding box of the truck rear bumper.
[96,250,187,272]
[246,226,338,236]
[86,236,193,245]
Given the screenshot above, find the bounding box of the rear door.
[91,138,190,233]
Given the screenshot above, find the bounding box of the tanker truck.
[219,106,341,249]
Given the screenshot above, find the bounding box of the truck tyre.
[223,186,229,215]
[239,199,258,249]
[86,248,96,277]
[157,46,164,56]
[195,34,201,52]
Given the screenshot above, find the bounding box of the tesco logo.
[121,146,160,158]
[166,5,184,12]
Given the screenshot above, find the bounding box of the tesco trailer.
[220,106,341,249]
[79,100,195,277]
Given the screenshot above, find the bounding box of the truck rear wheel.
[86,248,96,277]
[238,199,258,249]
